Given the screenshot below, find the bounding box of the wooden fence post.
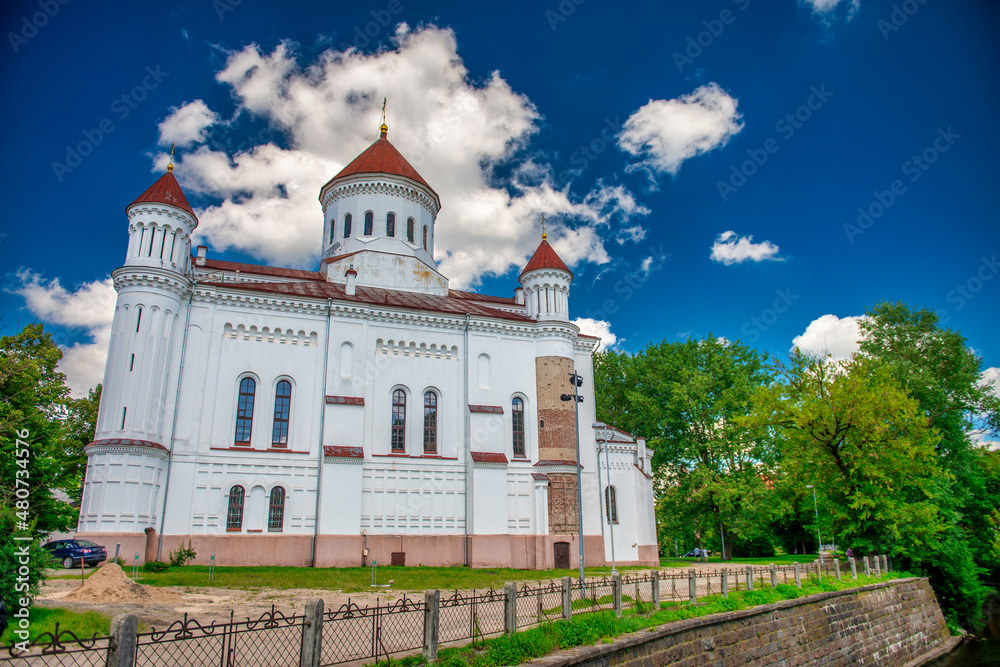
[651,571,660,609]
[793,562,801,588]
[612,572,622,618]
[688,569,697,605]
[561,577,572,620]
[721,568,728,597]
[504,582,517,635]
[423,590,439,662]
[770,564,777,588]
[108,614,138,667]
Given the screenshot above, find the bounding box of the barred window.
[227,486,245,530]
[364,211,374,236]
[512,397,525,457]
[268,487,285,532]
[391,389,406,452]
[605,486,618,524]
[423,391,438,454]
[343,213,352,238]
[271,380,291,447]
[407,217,415,243]
[386,212,396,237]
[235,377,256,445]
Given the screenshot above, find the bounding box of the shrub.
[168,539,197,567]
[142,560,169,573]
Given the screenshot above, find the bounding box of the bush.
[142,560,169,573]
[0,504,48,613]
[168,539,197,567]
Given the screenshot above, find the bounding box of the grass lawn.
[660,554,830,567]
[131,564,649,593]
[0,607,111,645]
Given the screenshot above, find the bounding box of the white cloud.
[800,0,860,21]
[791,314,865,360]
[157,25,648,286]
[981,367,1000,400]
[12,271,116,397]
[158,100,220,147]
[617,83,743,185]
[709,230,782,265]
[573,317,618,351]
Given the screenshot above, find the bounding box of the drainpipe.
[463,314,472,566]
[311,298,334,567]
[156,281,197,561]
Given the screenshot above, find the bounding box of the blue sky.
[1,0,998,406]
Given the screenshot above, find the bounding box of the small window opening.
[130,354,135,371]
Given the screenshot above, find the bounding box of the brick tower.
[519,231,579,535]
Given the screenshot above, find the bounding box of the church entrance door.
[553,542,570,569]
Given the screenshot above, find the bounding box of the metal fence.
[2,556,890,667]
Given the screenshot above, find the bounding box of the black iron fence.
[2,555,892,667]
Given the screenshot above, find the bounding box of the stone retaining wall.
[529,578,951,667]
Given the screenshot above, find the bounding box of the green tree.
[61,384,101,504]
[600,337,780,559]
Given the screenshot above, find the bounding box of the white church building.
[77,122,658,569]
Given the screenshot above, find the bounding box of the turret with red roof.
[519,217,573,322]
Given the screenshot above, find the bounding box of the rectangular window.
[121,407,127,429]
[129,354,135,371]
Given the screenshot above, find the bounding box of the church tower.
[317,122,447,295]
[82,159,196,536]
[520,230,581,537]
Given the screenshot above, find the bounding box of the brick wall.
[529,578,953,667]
[535,356,580,535]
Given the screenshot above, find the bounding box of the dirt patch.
[60,563,179,604]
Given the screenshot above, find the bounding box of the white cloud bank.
[617,83,743,185]
[158,25,648,287]
[573,317,618,351]
[710,231,782,265]
[12,270,116,397]
[791,314,865,360]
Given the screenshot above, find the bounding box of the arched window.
[605,486,618,524]
[268,486,285,532]
[512,397,525,457]
[330,221,336,244]
[423,391,438,454]
[343,213,352,238]
[135,308,142,332]
[227,485,245,530]
[364,211,374,236]
[391,389,406,452]
[386,213,395,237]
[271,380,291,447]
[235,377,256,445]
[407,217,415,243]
[422,226,428,250]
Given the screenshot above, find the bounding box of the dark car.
[42,539,107,569]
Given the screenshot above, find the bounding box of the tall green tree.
[61,384,101,504]
[597,337,781,558]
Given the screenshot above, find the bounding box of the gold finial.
[167,143,175,172]
[541,214,546,241]
[379,97,388,137]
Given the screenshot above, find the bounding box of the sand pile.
[64,563,178,603]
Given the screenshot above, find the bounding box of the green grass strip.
[375,573,905,667]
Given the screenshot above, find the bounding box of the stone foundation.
[529,578,952,667]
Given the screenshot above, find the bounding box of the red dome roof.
[129,171,196,218]
[332,129,437,197]
[520,238,572,279]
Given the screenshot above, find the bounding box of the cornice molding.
[321,177,439,219]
